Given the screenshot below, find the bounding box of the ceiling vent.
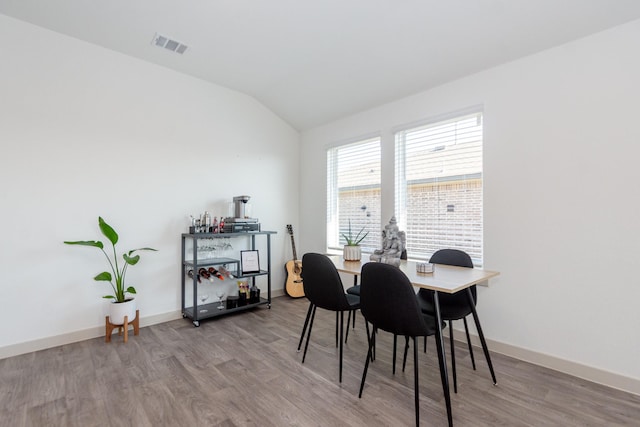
[152,33,188,54]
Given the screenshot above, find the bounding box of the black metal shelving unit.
[181,231,275,327]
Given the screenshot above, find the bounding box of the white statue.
[370,216,406,267]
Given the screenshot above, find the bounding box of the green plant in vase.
[341,219,369,246]
[65,217,156,327]
[341,220,368,261]
[64,217,157,302]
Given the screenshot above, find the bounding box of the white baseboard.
[271,289,285,297]
[0,293,288,360]
[0,310,183,360]
[445,329,640,396]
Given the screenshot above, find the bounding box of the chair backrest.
[429,248,476,303]
[360,262,430,337]
[429,248,473,268]
[301,253,351,311]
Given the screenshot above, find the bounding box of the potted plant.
[341,220,369,261]
[64,217,157,325]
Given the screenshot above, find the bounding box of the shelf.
[183,257,238,267]
[237,270,269,278]
[183,297,269,321]
[181,231,275,326]
[182,231,277,238]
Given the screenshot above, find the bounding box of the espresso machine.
[223,195,260,232]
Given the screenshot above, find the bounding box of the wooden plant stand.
[105,309,140,343]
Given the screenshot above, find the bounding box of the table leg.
[466,287,497,385]
[433,291,453,427]
[352,275,358,328]
[339,310,344,382]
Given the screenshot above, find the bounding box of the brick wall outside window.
[405,178,482,262]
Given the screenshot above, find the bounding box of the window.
[395,110,483,264]
[327,137,381,252]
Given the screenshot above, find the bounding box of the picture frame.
[241,250,260,274]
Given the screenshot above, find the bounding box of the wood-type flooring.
[1,296,639,426]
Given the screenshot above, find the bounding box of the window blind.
[327,137,381,252]
[395,111,483,264]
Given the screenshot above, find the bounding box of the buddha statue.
[370,216,406,267]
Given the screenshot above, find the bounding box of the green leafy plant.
[64,217,157,302]
[341,219,369,246]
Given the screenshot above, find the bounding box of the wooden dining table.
[328,254,500,427]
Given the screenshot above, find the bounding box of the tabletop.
[328,254,500,294]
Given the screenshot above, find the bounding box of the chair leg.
[392,334,397,375]
[364,321,376,362]
[449,320,458,393]
[372,327,377,361]
[424,336,427,353]
[466,288,497,385]
[364,320,371,356]
[302,305,317,363]
[297,302,314,352]
[463,316,476,370]
[402,336,410,372]
[345,310,351,343]
[335,312,339,347]
[413,336,420,427]
[359,325,376,398]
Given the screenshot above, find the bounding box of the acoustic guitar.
[284,224,305,298]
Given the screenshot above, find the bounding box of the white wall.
[0,15,299,352]
[301,19,640,388]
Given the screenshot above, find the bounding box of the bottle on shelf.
[203,211,212,231]
[218,266,235,279]
[250,282,260,303]
[198,268,213,281]
[219,217,225,233]
[212,217,219,233]
[208,267,224,280]
[237,279,248,306]
[187,269,201,283]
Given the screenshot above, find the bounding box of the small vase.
[109,298,137,325]
[343,245,362,261]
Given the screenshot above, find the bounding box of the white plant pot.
[109,298,137,325]
[343,245,362,261]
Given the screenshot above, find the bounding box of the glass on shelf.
[198,293,209,313]
[215,290,226,310]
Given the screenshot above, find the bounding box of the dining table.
[328,254,500,427]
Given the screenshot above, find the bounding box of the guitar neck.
[290,235,298,261]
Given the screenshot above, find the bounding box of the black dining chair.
[416,248,497,393]
[346,249,407,298]
[299,253,360,383]
[346,249,406,333]
[358,262,448,427]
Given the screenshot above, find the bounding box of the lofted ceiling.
[2,0,640,131]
